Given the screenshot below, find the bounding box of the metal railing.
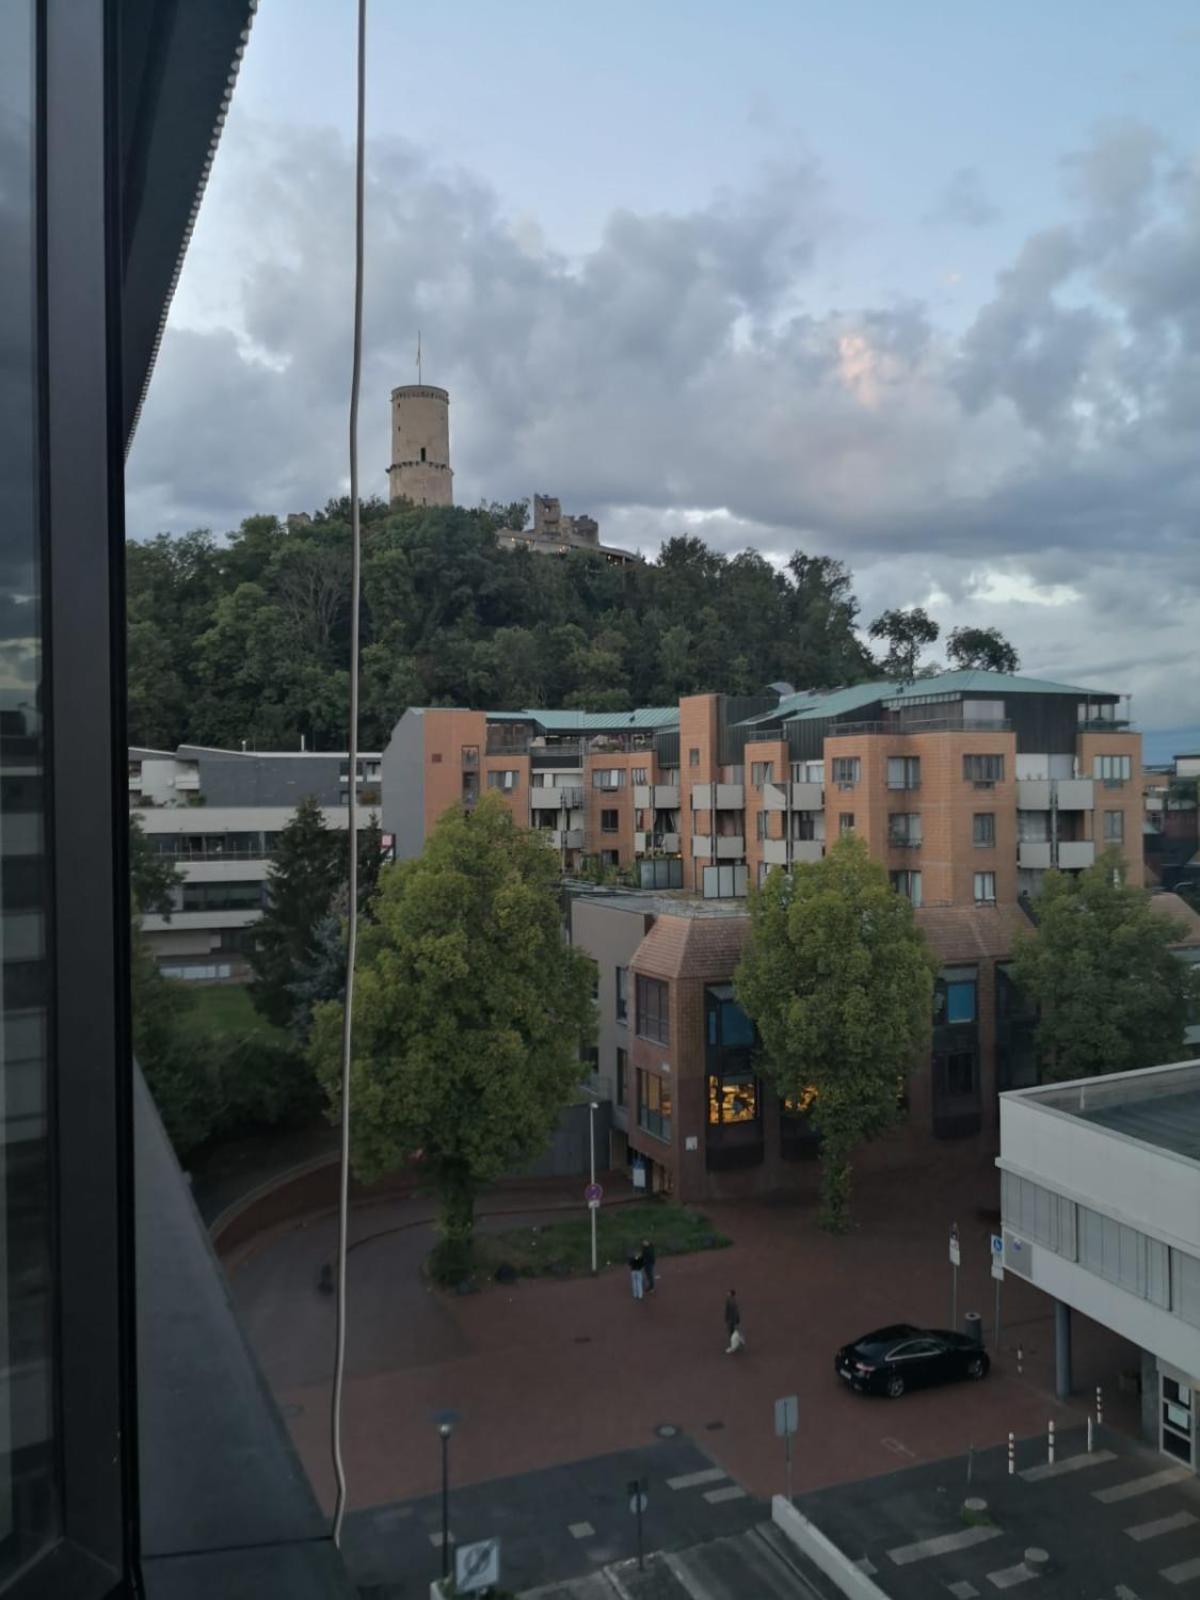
[832,718,1012,737]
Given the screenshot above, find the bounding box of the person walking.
[629,1246,645,1301]
[724,1289,744,1353]
[642,1238,656,1294]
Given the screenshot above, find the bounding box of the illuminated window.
[707,1072,759,1125]
[783,1086,818,1115]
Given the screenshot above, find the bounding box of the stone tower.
[387,385,453,507]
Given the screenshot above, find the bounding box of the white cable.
[331,0,366,1549]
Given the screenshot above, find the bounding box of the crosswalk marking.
[703,1485,747,1504]
[1021,1448,1116,1482]
[568,1521,595,1540]
[666,1467,727,1490]
[888,1526,1003,1565]
[1162,1555,1200,1585]
[1124,1510,1196,1542]
[986,1561,1038,1590]
[947,1582,980,1598]
[854,1556,878,1575]
[1095,1466,1192,1503]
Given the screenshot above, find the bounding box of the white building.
[998,1061,1200,1472]
[130,745,382,980]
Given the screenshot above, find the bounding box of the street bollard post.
[1096,1385,1103,1427]
[1087,1416,1094,1453]
[1048,1419,1055,1466]
[1007,1432,1015,1476]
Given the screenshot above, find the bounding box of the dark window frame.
[973,812,995,846]
[635,975,670,1044]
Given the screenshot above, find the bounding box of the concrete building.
[998,1061,1200,1471]
[387,383,453,507]
[130,744,381,980]
[497,494,638,566]
[1144,753,1200,892]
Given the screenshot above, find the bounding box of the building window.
[632,767,648,785]
[689,747,700,768]
[636,1069,671,1141]
[636,975,670,1044]
[831,756,860,788]
[600,849,619,868]
[461,744,479,768]
[705,983,755,1050]
[974,871,997,904]
[431,752,443,764]
[1094,754,1131,783]
[791,812,818,841]
[616,966,628,1023]
[1104,809,1125,842]
[486,769,519,790]
[707,1071,759,1125]
[756,811,770,840]
[757,861,772,886]
[791,760,823,785]
[973,812,995,846]
[887,756,921,790]
[180,881,266,913]
[601,808,619,832]
[936,975,977,1024]
[890,870,922,905]
[963,754,1004,784]
[750,761,774,789]
[616,1047,627,1107]
[942,1050,978,1098]
[593,769,624,790]
[839,813,855,835]
[887,812,922,847]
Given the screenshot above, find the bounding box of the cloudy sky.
[126,0,1200,749]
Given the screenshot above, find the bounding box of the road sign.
[774,1395,798,1438]
[585,1182,603,1205]
[455,1538,500,1593]
[991,1233,1004,1255]
[627,1477,648,1514]
[991,1234,1004,1281]
[949,1226,961,1269]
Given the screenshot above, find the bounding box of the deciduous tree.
[946,625,1020,674]
[310,793,595,1280]
[868,606,940,682]
[735,837,937,1231]
[1012,850,1199,1081]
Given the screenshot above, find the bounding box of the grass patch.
[185,983,288,1044]
[472,1201,730,1283]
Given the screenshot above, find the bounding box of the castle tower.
[387,385,453,507]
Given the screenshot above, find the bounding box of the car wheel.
[966,1355,987,1380]
[885,1373,905,1399]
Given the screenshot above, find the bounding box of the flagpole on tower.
[416,330,422,384]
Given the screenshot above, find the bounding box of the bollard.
[1017,1343,1023,1376]
[1087,1416,1094,1453]
[1096,1385,1103,1427]
[1007,1432,1015,1476]
[1048,1419,1055,1466]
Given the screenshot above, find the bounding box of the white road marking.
[986,1562,1038,1590]
[947,1582,980,1598]
[882,1436,917,1459]
[1115,1586,1142,1599]
[1162,1555,1200,1584]
[888,1526,1003,1565]
[854,1556,878,1575]
[568,1521,595,1540]
[1095,1467,1193,1503]
[666,1467,727,1490]
[1021,1448,1116,1481]
[1124,1511,1197,1542]
[703,1484,747,1504]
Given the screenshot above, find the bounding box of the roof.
[883,669,1119,701]
[1077,1087,1200,1163]
[630,911,750,982]
[520,707,680,733]
[914,905,1029,963]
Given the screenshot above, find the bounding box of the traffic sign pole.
[588,1102,598,1276]
[949,1223,961,1330]
[990,1234,1004,1349]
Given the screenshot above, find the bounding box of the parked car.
[835,1323,989,1398]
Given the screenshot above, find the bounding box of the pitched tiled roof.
[1150,893,1200,948]
[630,912,750,981]
[913,904,1029,964]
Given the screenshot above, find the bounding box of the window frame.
[972,812,995,847]
[1104,808,1125,842]
[831,756,860,788]
[635,975,670,1044]
[838,813,855,835]
[615,966,628,1024]
[600,808,619,833]
[973,870,997,904]
[963,753,1004,784]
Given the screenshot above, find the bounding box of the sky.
[125,0,1200,739]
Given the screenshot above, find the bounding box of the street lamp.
[438,1420,454,1581]
[589,1100,598,1276]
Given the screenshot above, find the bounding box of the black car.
[835,1323,989,1398]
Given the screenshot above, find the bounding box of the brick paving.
[227,1147,1144,1519]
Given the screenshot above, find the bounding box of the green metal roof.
[479,706,680,732]
[881,669,1119,703]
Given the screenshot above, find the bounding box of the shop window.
[707,1071,759,1125]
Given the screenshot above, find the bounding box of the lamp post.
[439,1420,454,1581]
[589,1100,598,1276]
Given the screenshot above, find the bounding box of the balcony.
[654,783,680,809]
[1058,840,1095,870]
[551,828,584,849]
[761,781,787,811]
[658,832,680,853]
[789,781,824,810]
[173,769,200,791]
[634,830,649,853]
[791,840,823,865]
[762,838,788,866]
[715,835,745,859]
[692,834,712,857]
[1017,778,1095,810]
[634,784,651,809]
[690,782,744,809]
[1018,841,1053,869]
[1056,778,1095,809]
[530,788,566,809]
[531,743,586,769]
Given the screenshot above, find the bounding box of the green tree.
[310,793,595,1280]
[868,606,940,682]
[1012,850,1200,1082]
[248,797,345,1026]
[735,837,937,1231]
[130,815,181,915]
[946,626,1020,674]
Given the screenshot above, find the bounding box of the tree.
[946,626,1020,675]
[248,797,345,1026]
[868,606,940,682]
[309,793,595,1280]
[735,837,937,1231]
[1012,850,1200,1082]
[130,815,182,916]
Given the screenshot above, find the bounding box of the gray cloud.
[126,114,1200,727]
[924,166,1000,228]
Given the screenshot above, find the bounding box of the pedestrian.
[642,1238,656,1293]
[629,1246,645,1301]
[724,1289,744,1353]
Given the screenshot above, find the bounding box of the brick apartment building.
[382,670,1200,1199]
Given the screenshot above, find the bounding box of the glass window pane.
[1,2,58,1575]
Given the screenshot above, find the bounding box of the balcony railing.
[832,718,1012,737]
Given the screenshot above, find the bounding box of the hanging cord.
[332,0,367,1549]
